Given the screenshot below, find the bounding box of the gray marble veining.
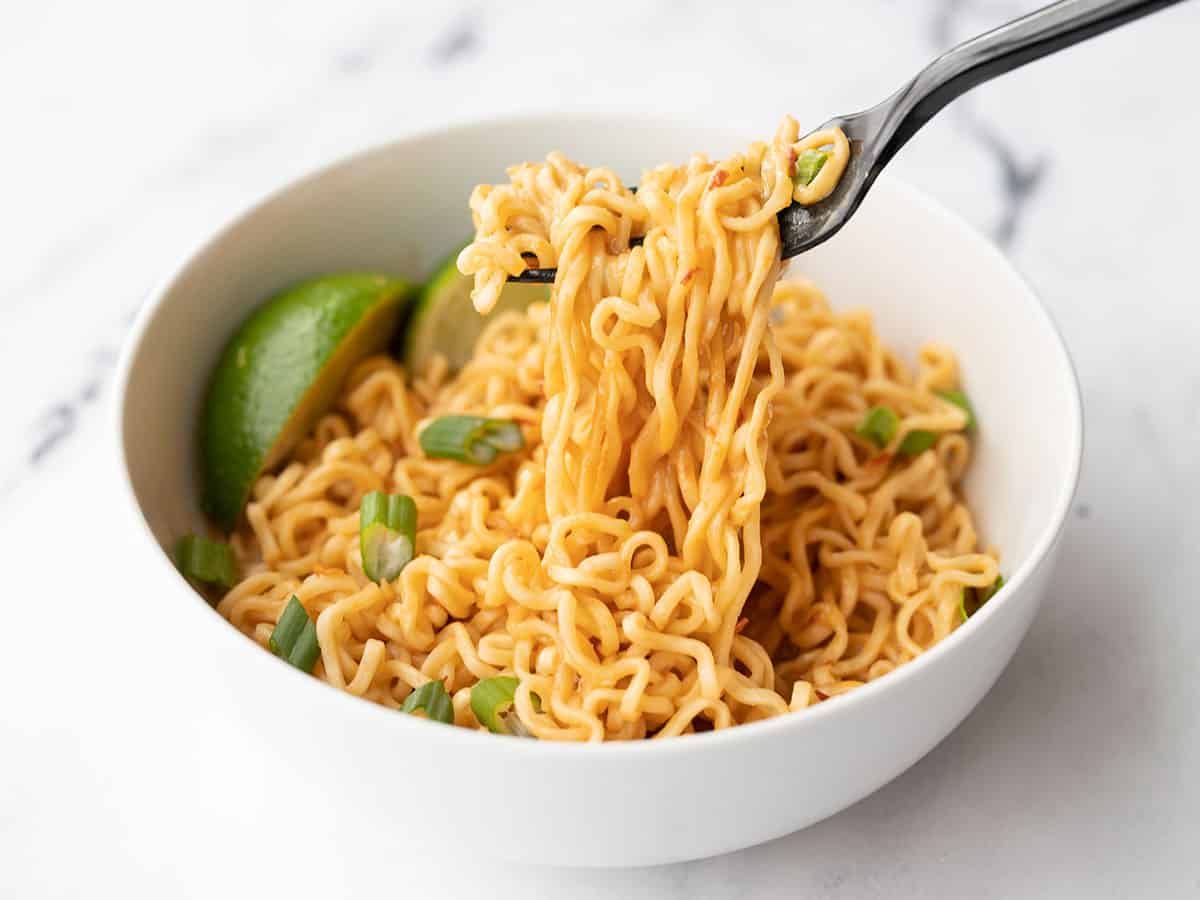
[931,0,1051,247]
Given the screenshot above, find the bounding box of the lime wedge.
[402,244,549,376]
[201,272,413,531]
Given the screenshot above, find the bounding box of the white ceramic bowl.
[114,114,1082,867]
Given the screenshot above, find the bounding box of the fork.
[511,0,1184,284]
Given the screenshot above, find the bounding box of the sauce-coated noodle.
[218,117,997,740]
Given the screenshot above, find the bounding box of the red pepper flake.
[710,169,728,188]
[788,147,798,178]
[867,451,893,469]
[735,617,749,634]
[680,267,698,285]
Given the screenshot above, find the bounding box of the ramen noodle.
[217,116,998,740]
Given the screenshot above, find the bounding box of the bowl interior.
[121,114,1078,592]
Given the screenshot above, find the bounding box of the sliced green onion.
[470,676,535,737]
[360,491,417,583]
[287,625,320,673]
[269,594,308,656]
[938,389,977,432]
[856,406,899,448]
[483,420,525,452]
[794,149,829,187]
[960,574,1004,622]
[269,595,320,672]
[419,415,525,465]
[898,429,937,456]
[857,406,937,455]
[175,532,236,588]
[400,680,454,724]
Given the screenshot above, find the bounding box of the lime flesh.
[403,244,549,376]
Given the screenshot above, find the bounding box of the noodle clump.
[218,117,998,740]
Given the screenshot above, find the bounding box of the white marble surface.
[4,0,1200,896]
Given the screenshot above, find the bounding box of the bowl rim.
[112,110,1084,759]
